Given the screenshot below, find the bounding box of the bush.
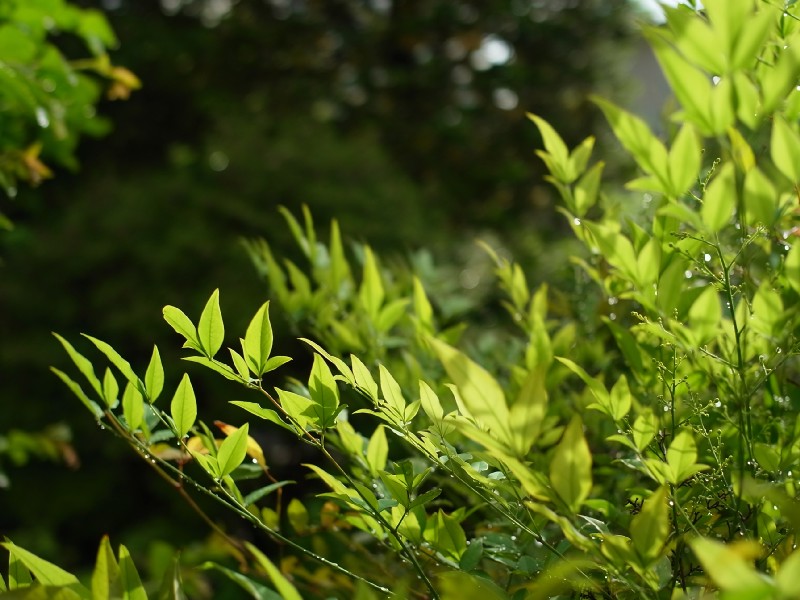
[5,0,800,598]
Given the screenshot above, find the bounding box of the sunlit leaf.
[244,301,273,376]
[365,425,388,476]
[216,422,250,478]
[245,543,302,600]
[91,536,121,600]
[550,416,592,512]
[630,486,669,565]
[118,545,146,600]
[197,289,224,358]
[144,345,164,404]
[170,374,197,439]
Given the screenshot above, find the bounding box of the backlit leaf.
[121,383,144,432]
[630,486,669,564]
[92,536,121,600]
[689,538,771,592]
[379,364,406,419]
[245,543,302,600]
[550,416,592,512]
[508,367,547,456]
[772,115,800,182]
[308,354,340,428]
[51,367,103,419]
[162,306,200,352]
[197,289,224,358]
[53,333,103,401]
[244,301,273,376]
[144,345,164,404]
[428,337,509,442]
[217,422,250,478]
[83,335,141,394]
[170,374,197,438]
[1,541,86,593]
[359,246,384,320]
[118,545,147,600]
[701,162,736,232]
[365,425,388,476]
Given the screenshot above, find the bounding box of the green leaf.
[229,401,295,433]
[412,277,434,330]
[1,542,87,595]
[182,356,240,381]
[376,298,410,333]
[156,553,186,600]
[549,416,592,512]
[328,219,351,294]
[743,167,778,227]
[772,115,800,183]
[428,337,510,443]
[8,547,32,589]
[701,162,736,232]
[424,510,468,561]
[199,562,282,600]
[50,367,103,419]
[568,135,595,177]
[52,333,103,401]
[365,425,388,476]
[83,335,142,394]
[91,536,121,600]
[607,375,632,422]
[776,549,800,598]
[263,355,292,373]
[244,301,273,376]
[228,348,250,380]
[572,161,604,217]
[592,96,668,185]
[359,246,384,320]
[508,367,547,456]
[144,345,164,404]
[217,422,250,478]
[438,571,509,600]
[121,383,144,432]
[197,289,224,358]
[378,364,407,419]
[118,545,147,600]
[162,306,200,352]
[170,374,197,439]
[245,543,303,600]
[666,429,708,484]
[419,380,444,422]
[102,368,119,409]
[556,356,609,408]
[308,354,340,428]
[786,242,800,295]
[630,486,669,565]
[304,463,349,496]
[689,538,772,592]
[528,113,571,182]
[243,481,294,507]
[276,389,316,430]
[379,472,410,507]
[761,39,800,114]
[632,410,658,452]
[667,123,700,197]
[299,338,355,384]
[351,355,379,401]
[286,498,309,534]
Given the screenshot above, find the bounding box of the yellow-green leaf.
[701,162,736,232]
[170,373,197,438]
[549,416,592,512]
[630,486,669,564]
[244,301,273,376]
[197,288,224,358]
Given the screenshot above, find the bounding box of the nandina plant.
[6,1,800,598]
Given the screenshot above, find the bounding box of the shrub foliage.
[5,0,800,598]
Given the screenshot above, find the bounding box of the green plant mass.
[7,0,800,598]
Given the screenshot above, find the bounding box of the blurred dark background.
[0,0,653,574]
